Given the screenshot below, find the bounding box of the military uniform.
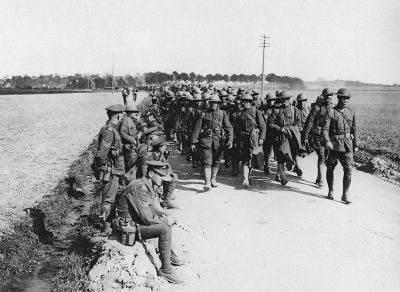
[322,88,358,203]
[303,95,332,186]
[268,91,301,185]
[95,104,125,218]
[120,115,139,172]
[114,161,184,284]
[191,95,233,190]
[261,93,278,174]
[140,137,178,209]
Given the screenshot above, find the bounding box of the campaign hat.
[147,161,168,176]
[219,90,228,97]
[279,90,292,99]
[265,93,277,100]
[321,88,334,96]
[193,93,202,101]
[296,93,307,101]
[230,89,238,96]
[208,95,222,103]
[105,104,124,113]
[251,89,260,96]
[336,88,352,98]
[150,135,167,148]
[125,105,139,112]
[201,92,211,101]
[238,93,253,101]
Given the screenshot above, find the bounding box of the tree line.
[0,72,305,90]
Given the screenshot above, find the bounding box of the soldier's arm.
[268,112,282,132]
[352,111,359,148]
[303,106,318,139]
[95,129,114,166]
[126,191,165,226]
[191,114,203,144]
[140,152,151,178]
[119,119,136,144]
[256,110,267,140]
[222,111,233,143]
[322,109,333,143]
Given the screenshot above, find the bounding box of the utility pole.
[259,35,270,100]
[111,51,115,95]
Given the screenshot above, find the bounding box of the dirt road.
[163,146,400,291]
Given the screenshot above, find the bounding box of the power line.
[259,34,270,99]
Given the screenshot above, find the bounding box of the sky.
[0,0,399,84]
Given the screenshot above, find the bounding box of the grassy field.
[352,102,400,183]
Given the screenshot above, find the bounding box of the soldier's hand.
[280,127,287,134]
[191,144,197,152]
[166,215,176,226]
[326,141,334,150]
[258,139,264,146]
[303,139,309,149]
[354,147,359,153]
[227,141,233,149]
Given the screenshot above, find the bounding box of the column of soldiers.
[93,84,358,284]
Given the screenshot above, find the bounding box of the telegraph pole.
[259,35,270,99]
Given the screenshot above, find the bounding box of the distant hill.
[305,80,400,90]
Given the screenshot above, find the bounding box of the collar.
[106,120,119,129]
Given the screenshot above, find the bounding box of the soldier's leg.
[339,151,353,204]
[231,144,240,176]
[263,141,273,175]
[138,223,183,284]
[200,147,212,190]
[276,154,288,186]
[316,146,326,187]
[294,155,303,177]
[161,173,179,209]
[101,174,120,219]
[211,147,224,187]
[326,150,338,199]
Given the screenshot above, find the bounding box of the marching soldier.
[95,104,126,222]
[268,91,302,185]
[292,93,310,177]
[114,161,185,284]
[191,94,233,190]
[322,88,359,204]
[303,88,334,187]
[235,94,266,187]
[262,93,278,175]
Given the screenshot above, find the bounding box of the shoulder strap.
[334,108,353,128]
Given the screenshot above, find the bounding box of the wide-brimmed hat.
[125,105,139,112]
[251,89,259,96]
[336,88,351,98]
[238,93,253,101]
[208,95,222,103]
[296,93,307,101]
[201,92,211,101]
[279,90,292,99]
[150,135,166,148]
[321,88,334,96]
[265,93,277,100]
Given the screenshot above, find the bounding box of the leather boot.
[341,175,352,204]
[326,167,334,200]
[211,165,219,187]
[170,250,186,266]
[158,268,184,284]
[204,167,212,191]
[278,163,288,185]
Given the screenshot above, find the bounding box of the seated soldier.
[114,161,185,284]
[141,136,179,209]
[136,126,162,178]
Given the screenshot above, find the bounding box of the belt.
[331,133,351,140]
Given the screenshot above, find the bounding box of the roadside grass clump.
[0,216,40,278]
